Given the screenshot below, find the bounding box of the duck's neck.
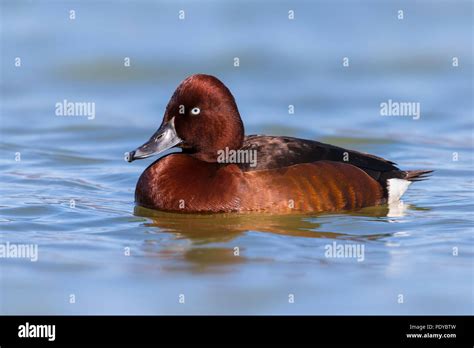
[184,136,245,163]
[189,150,222,163]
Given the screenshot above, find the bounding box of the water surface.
[1,0,473,314]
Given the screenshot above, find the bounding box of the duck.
[126,74,432,214]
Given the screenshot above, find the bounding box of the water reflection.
[133,205,415,272]
[134,203,413,244]
[132,203,434,273]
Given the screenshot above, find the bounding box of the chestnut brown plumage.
[128,74,432,213]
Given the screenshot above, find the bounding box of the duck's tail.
[403,169,434,182]
[386,170,433,204]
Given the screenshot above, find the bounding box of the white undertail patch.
[387,200,408,217]
[387,178,411,204]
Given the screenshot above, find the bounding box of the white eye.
[190,107,200,115]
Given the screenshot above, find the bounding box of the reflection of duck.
[134,205,407,243]
[127,74,432,213]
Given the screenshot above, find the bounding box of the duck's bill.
[125,118,182,162]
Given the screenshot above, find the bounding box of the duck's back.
[239,135,430,187]
[239,135,396,173]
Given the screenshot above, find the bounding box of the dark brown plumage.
[239,135,432,189]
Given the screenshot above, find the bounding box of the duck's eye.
[190,107,200,115]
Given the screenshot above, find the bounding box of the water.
[1,0,473,314]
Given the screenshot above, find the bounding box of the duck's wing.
[238,135,414,185]
[240,135,396,170]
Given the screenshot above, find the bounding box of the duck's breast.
[135,154,245,213]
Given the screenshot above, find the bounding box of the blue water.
[1,0,473,314]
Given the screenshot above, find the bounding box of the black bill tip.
[124,151,135,163]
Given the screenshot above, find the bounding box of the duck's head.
[126,74,244,163]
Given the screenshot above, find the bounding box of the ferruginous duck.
[126,74,431,213]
